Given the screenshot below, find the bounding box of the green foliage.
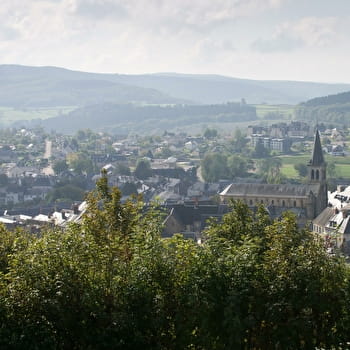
[52,159,68,174]
[134,158,152,179]
[253,140,270,158]
[68,152,94,174]
[0,180,349,349]
[204,128,218,139]
[258,157,285,184]
[201,153,228,182]
[116,163,131,176]
[227,154,248,178]
[294,162,308,177]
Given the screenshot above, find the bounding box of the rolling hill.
[296,90,350,125]
[2,65,350,107]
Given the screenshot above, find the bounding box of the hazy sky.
[1,0,350,82]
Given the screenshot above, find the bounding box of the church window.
[282,200,285,206]
[311,169,314,180]
[249,200,252,205]
[316,169,319,180]
[294,200,296,207]
[260,199,263,204]
[272,200,274,205]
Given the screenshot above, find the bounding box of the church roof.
[220,183,320,198]
[310,130,324,166]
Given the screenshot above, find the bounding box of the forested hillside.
[21,102,257,134]
[0,175,349,349]
[296,90,350,126]
[2,65,350,107]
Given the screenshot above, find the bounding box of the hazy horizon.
[1,0,350,83]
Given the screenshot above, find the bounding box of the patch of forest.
[19,102,257,134]
[296,90,350,126]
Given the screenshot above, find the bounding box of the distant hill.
[112,73,350,105]
[1,65,350,107]
[300,90,350,107]
[0,65,185,107]
[18,102,257,134]
[296,90,350,125]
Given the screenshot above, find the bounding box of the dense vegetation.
[25,102,257,134]
[2,65,350,107]
[0,174,349,349]
[296,90,350,126]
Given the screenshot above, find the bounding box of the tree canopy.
[0,177,349,349]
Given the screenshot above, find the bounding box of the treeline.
[0,175,349,349]
[301,90,350,107]
[296,90,350,126]
[21,102,257,134]
[295,103,350,126]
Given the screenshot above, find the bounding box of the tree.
[53,159,68,175]
[258,157,284,184]
[116,163,131,176]
[253,140,270,158]
[121,182,138,196]
[204,128,218,139]
[294,162,308,177]
[327,160,337,178]
[230,128,248,153]
[201,153,228,182]
[0,182,349,349]
[134,158,152,179]
[68,153,94,174]
[227,155,248,178]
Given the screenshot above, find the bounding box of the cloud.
[0,24,21,41]
[72,0,128,19]
[252,16,339,52]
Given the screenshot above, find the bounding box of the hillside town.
[0,122,349,253]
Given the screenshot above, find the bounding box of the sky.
[1,0,350,82]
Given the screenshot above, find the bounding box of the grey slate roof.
[313,207,335,227]
[310,130,325,166]
[220,183,320,198]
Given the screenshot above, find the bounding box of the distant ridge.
[1,64,350,106]
[301,90,350,107]
[296,89,350,125]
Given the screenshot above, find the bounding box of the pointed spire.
[310,129,324,166]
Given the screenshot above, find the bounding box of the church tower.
[308,129,327,216]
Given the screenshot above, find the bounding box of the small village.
[0,121,349,253]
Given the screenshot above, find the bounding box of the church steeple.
[308,129,326,183]
[307,129,327,217]
[310,129,324,166]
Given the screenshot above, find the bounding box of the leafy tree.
[227,155,248,178]
[52,159,68,174]
[258,157,284,184]
[294,162,308,177]
[68,153,94,174]
[327,160,337,178]
[201,153,228,182]
[0,181,349,349]
[121,182,138,196]
[204,128,218,139]
[253,140,270,158]
[116,163,131,176]
[134,159,152,179]
[230,128,248,153]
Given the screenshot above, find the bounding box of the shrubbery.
[0,174,349,349]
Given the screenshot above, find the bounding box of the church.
[219,130,327,224]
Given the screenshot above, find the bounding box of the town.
[0,121,349,253]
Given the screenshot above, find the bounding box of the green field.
[254,104,295,119]
[278,154,350,179]
[0,106,76,124]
